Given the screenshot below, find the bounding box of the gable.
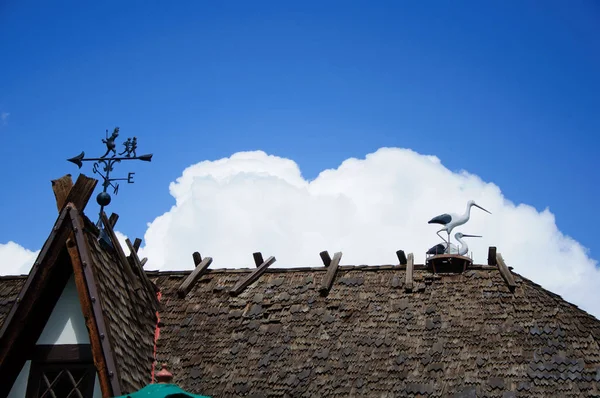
[0,196,123,397]
[1,173,161,396]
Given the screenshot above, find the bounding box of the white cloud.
[1,147,598,318]
[0,242,39,275]
[1,112,9,125]
[139,148,600,317]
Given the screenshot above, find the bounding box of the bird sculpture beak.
[461,234,482,238]
[474,203,491,214]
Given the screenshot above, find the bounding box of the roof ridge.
[145,263,498,276]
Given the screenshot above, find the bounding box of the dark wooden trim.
[230,256,277,296]
[405,253,414,291]
[32,344,93,362]
[496,253,516,292]
[133,238,142,253]
[396,250,407,266]
[0,248,72,397]
[319,251,332,267]
[253,252,264,267]
[319,252,342,296]
[26,360,97,398]
[488,247,497,266]
[69,208,122,396]
[178,253,213,298]
[108,213,119,228]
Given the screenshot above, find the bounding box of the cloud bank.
[0,242,39,275]
[2,148,599,317]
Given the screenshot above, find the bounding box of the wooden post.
[178,252,214,298]
[108,213,119,228]
[60,174,98,213]
[319,251,332,267]
[396,250,407,266]
[405,253,414,291]
[51,174,73,212]
[51,174,97,214]
[230,255,277,296]
[487,247,497,266]
[496,253,516,291]
[319,252,342,296]
[253,252,264,268]
[133,238,142,253]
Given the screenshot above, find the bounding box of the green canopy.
[115,384,211,398]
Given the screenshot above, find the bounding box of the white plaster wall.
[7,360,31,398]
[93,374,102,398]
[36,274,90,345]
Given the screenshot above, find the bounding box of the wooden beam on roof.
[68,205,123,396]
[496,252,516,292]
[319,251,342,296]
[60,174,98,214]
[396,250,407,266]
[133,238,142,253]
[100,212,139,290]
[230,253,276,296]
[66,226,119,396]
[108,213,119,228]
[140,258,148,267]
[51,174,73,212]
[319,251,332,267]
[405,253,414,291]
[125,238,158,297]
[488,246,497,266]
[178,252,214,298]
[253,252,264,268]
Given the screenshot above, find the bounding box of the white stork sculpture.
[426,232,481,256]
[428,200,491,244]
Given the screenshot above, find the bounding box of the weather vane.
[67,127,153,227]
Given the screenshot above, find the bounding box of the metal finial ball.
[97,192,112,206]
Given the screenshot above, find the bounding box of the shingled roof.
[149,263,600,397]
[0,276,25,328]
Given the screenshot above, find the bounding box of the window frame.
[25,344,96,398]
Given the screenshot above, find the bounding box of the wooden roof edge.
[67,206,122,396]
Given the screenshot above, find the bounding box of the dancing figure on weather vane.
[67,127,153,228]
[119,136,137,157]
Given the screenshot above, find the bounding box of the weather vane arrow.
[67,127,153,227]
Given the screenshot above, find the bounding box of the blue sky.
[1,1,599,262]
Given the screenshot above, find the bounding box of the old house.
[1,173,600,397]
